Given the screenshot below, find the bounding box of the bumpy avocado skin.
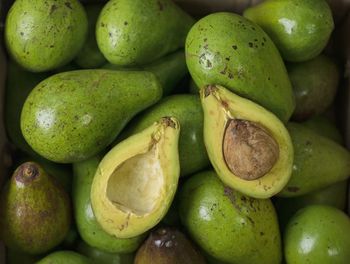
[185,12,295,122]
[77,240,134,264]
[279,123,350,197]
[37,251,92,264]
[244,0,334,62]
[74,4,106,68]
[0,162,71,254]
[103,51,188,96]
[287,55,339,121]
[73,155,144,253]
[179,171,282,264]
[284,205,350,264]
[20,70,162,163]
[119,95,209,177]
[5,60,48,155]
[96,0,194,66]
[5,0,88,72]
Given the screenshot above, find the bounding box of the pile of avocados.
[1,0,350,263]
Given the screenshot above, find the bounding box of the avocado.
[287,55,340,121]
[20,70,162,163]
[74,4,107,68]
[0,162,71,254]
[201,85,293,198]
[73,155,144,253]
[5,0,88,72]
[134,227,206,264]
[244,0,334,62]
[186,12,295,122]
[179,170,282,264]
[37,251,92,264]
[96,0,194,66]
[284,205,350,263]
[76,240,134,264]
[103,51,188,96]
[279,122,350,197]
[119,94,209,177]
[5,60,48,155]
[91,117,180,238]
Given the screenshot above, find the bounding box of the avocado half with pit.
[201,85,293,198]
[91,117,180,238]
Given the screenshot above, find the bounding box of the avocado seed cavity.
[223,119,279,180]
[106,146,164,216]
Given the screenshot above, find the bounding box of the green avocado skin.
[73,155,144,253]
[5,61,49,155]
[186,12,295,122]
[5,0,88,72]
[0,162,71,254]
[103,50,188,96]
[37,251,92,264]
[279,123,350,197]
[244,0,334,62]
[179,171,282,264]
[96,0,194,66]
[20,70,162,163]
[74,4,106,68]
[77,240,134,264]
[284,205,350,264]
[287,55,339,121]
[119,94,209,177]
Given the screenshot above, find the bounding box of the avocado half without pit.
[201,85,293,198]
[91,117,180,238]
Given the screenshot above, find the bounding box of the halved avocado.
[201,85,293,198]
[91,117,180,238]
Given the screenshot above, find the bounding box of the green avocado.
[0,162,71,254]
[20,70,162,163]
[119,94,209,177]
[76,240,134,264]
[102,51,188,96]
[287,55,340,121]
[73,155,144,253]
[279,122,350,197]
[5,0,88,72]
[74,4,107,68]
[37,251,92,264]
[244,0,334,62]
[5,60,49,155]
[179,170,282,264]
[185,12,295,122]
[96,0,194,66]
[284,205,350,263]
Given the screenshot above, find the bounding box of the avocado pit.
[223,119,279,180]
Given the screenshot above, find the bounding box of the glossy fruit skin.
[96,0,194,66]
[0,162,71,254]
[20,70,162,163]
[73,155,144,253]
[179,170,282,264]
[5,60,48,155]
[74,4,106,68]
[279,123,350,197]
[134,227,206,264]
[76,240,134,264]
[37,251,92,264]
[287,55,339,121]
[284,205,350,264]
[186,12,295,122]
[244,0,334,62]
[119,94,209,177]
[5,0,88,72]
